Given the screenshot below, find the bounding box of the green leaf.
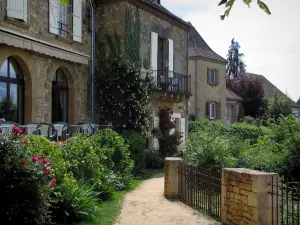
[225,0,235,8]
[257,0,271,15]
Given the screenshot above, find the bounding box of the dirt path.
[115,173,217,225]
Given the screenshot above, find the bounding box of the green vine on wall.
[125,6,140,62]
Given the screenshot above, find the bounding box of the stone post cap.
[223,168,278,176]
[165,157,183,161]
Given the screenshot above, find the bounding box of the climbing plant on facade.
[95,32,152,133]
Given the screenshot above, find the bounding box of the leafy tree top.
[226,38,246,79]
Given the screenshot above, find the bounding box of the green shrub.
[51,180,100,224]
[121,131,146,174]
[0,134,56,225]
[91,129,133,187]
[145,149,164,169]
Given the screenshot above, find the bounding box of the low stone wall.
[164,157,183,199]
[221,168,279,225]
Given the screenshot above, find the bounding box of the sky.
[162,0,300,102]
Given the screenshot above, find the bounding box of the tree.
[226,39,246,79]
[266,89,292,120]
[297,97,300,105]
[95,33,153,134]
[227,75,265,117]
[218,0,271,20]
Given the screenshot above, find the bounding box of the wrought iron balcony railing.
[151,69,191,95]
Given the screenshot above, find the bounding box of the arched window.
[0,57,24,123]
[52,68,68,123]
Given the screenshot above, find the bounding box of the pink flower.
[32,156,40,162]
[42,158,49,165]
[44,168,51,176]
[50,178,56,188]
[19,159,26,167]
[52,141,56,145]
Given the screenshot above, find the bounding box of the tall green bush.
[121,131,146,174]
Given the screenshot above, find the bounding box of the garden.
[0,125,164,225]
[185,115,300,180]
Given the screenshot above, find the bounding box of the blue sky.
[163,0,300,102]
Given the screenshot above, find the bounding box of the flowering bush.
[0,134,56,225]
[153,106,182,157]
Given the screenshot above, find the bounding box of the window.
[157,36,168,71]
[209,102,216,120]
[58,1,67,36]
[52,69,68,123]
[0,57,24,123]
[226,105,230,121]
[209,69,216,85]
[6,0,28,23]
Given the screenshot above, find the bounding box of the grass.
[79,168,164,225]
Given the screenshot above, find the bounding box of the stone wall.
[221,168,279,225]
[0,0,91,55]
[188,57,226,122]
[0,45,89,123]
[164,157,183,199]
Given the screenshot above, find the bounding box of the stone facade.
[189,57,226,122]
[95,0,190,146]
[0,0,91,123]
[164,157,183,199]
[0,0,91,55]
[221,168,279,225]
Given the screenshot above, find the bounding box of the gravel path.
[115,173,217,225]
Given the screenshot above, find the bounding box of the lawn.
[80,168,164,225]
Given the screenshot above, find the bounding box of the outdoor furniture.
[52,122,70,141]
[20,123,41,136]
[91,123,112,133]
[39,123,57,141]
[77,123,93,135]
[0,121,20,134]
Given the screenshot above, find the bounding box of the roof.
[226,89,243,101]
[142,0,191,28]
[244,72,296,104]
[188,24,227,63]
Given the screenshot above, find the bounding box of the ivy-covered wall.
[125,2,188,75]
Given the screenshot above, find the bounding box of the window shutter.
[153,116,159,149]
[207,68,210,84]
[206,101,210,118]
[217,102,222,119]
[215,69,219,86]
[151,32,158,84]
[7,0,27,22]
[49,0,59,35]
[73,0,82,42]
[168,39,174,78]
[180,118,185,142]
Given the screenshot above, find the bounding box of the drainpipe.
[194,58,198,119]
[90,0,95,123]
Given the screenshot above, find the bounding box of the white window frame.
[209,102,216,120]
[58,1,67,37]
[209,69,216,85]
[6,0,28,23]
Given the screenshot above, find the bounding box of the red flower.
[12,126,24,135]
[32,156,40,162]
[12,136,17,141]
[20,139,27,145]
[50,178,56,188]
[44,168,51,176]
[52,141,56,145]
[19,159,26,167]
[42,158,49,165]
[19,128,25,134]
[59,141,64,145]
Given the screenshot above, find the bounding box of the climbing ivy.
[125,6,141,62]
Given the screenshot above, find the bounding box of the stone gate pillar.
[164,157,183,199]
[221,168,279,225]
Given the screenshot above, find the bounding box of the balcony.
[151,69,191,102]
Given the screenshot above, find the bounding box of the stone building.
[225,89,242,125]
[96,0,191,148]
[188,24,227,122]
[0,0,91,124]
